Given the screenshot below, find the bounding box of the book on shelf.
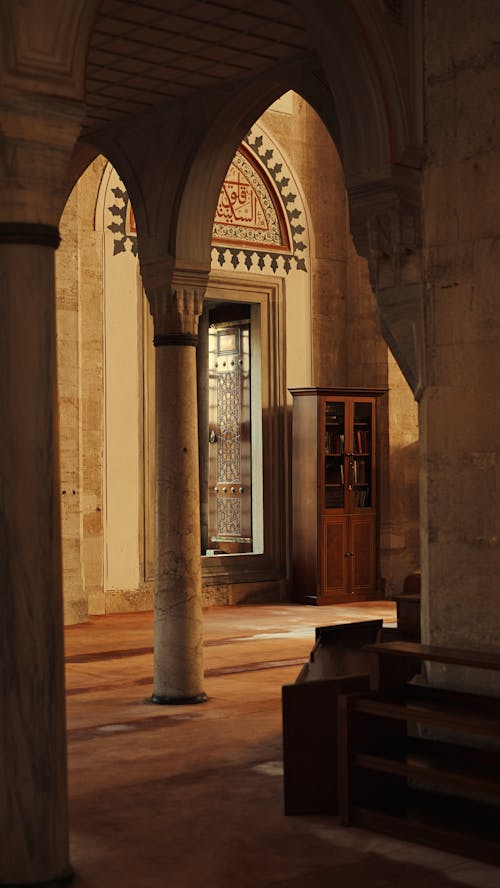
[325,459,344,485]
[352,459,367,484]
[354,489,368,507]
[325,430,344,454]
[355,429,370,453]
[325,487,344,508]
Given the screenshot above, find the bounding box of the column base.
[151,692,208,705]
[1,866,74,887]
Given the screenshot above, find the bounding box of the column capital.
[141,259,209,346]
[348,175,426,400]
[347,173,423,286]
[0,87,84,228]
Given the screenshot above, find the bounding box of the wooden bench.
[338,641,500,864]
[282,673,370,815]
[282,620,384,815]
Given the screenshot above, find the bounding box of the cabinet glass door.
[350,401,372,509]
[324,401,345,509]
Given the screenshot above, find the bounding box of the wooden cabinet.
[290,387,384,604]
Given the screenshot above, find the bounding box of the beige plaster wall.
[421,1,500,658]
[101,167,144,612]
[59,155,147,622]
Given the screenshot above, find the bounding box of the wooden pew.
[338,642,500,865]
[282,673,370,815]
[282,620,384,815]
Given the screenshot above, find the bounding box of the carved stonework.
[369,201,425,398]
[349,181,425,398]
[142,262,208,344]
[148,287,204,344]
[367,199,422,292]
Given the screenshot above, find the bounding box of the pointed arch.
[174,63,338,268]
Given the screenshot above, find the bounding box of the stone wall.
[421,1,500,658]
[56,157,106,624]
[56,186,86,625]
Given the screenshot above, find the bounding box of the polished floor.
[65,602,499,887]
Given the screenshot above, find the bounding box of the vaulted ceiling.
[84,0,312,133]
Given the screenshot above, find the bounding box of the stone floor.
[65,601,500,887]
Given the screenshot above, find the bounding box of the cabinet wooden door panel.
[322,517,348,596]
[349,514,376,595]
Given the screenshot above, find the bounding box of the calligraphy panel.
[212,146,289,251]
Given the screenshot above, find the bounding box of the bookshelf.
[290,387,384,604]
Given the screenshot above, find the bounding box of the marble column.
[0,92,82,884]
[143,263,208,703]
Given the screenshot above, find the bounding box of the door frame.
[200,271,287,585]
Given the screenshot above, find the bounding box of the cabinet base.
[293,592,381,606]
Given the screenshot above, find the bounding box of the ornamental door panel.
[208,321,252,553]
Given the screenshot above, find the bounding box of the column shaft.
[153,343,206,702]
[0,244,70,883]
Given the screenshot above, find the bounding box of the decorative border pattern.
[212,126,307,274]
[106,185,138,257]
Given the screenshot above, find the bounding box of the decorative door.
[208,320,252,553]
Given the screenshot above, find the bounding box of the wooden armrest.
[364,641,500,672]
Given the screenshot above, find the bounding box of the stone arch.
[289,0,421,177]
[172,0,420,270]
[174,66,343,268]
